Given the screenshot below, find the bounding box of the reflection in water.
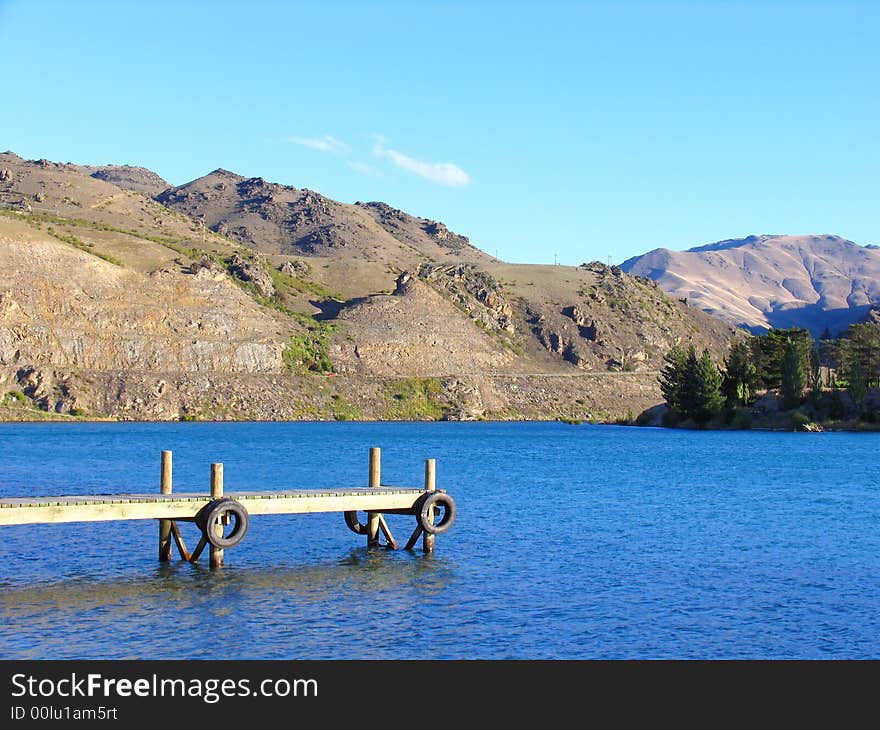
[1,549,455,609]
[0,548,458,659]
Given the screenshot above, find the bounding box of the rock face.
[621,234,880,336]
[334,272,516,376]
[0,221,283,375]
[228,253,276,299]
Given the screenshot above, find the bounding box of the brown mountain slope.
[621,234,880,336]
[155,169,491,265]
[0,151,744,421]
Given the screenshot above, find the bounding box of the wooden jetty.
[0,448,457,568]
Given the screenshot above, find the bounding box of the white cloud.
[288,135,348,153]
[374,143,470,187]
[349,161,383,177]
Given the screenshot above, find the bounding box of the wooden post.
[158,451,173,561]
[210,463,224,568]
[367,447,381,547]
[423,458,436,554]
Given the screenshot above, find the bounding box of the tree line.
[660,321,880,425]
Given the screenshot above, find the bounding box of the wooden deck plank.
[0,488,427,526]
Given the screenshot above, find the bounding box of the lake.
[0,421,878,659]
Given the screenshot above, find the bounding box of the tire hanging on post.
[196,498,249,548]
[417,492,457,535]
[344,511,369,535]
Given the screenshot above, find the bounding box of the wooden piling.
[423,458,436,554]
[158,451,173,561]
[210,463,224,568]
[367,447,381,547]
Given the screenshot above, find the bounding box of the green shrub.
[790,410,811,431]
[2,389,27,406]
[383,379,444,420]
[282,317,337,374]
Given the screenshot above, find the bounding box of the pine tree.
[808,346,823,407]
[680,346,700,420]
[659,346,687,417]
[848,359,867,407]
[752,328,813,390]
[843,323,880,388]
[690,349,725,424]
[781,339,805,410]
[723,340,756,407]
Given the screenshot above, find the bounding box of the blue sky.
[0,0,877,264]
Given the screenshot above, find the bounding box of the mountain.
[0,151,741,422]
[620,234,880,336]
[155,169,489,263]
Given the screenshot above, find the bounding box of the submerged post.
[158,451,173,561]
[423,458,436,554]
[210,463,224,568]
[367,447,381,547]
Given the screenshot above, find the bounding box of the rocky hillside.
[0,150,743,422]
[621,234,880,336]
[155,169,490,264]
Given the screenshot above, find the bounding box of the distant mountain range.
[621,234,880,336]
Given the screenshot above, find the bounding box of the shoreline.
[2,411,879,432]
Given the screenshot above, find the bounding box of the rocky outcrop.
[562,304,598,340]
[417,263,515,335]
[228,253,276,298]
[279,260,310,277]
[85,165,170,196]
[334,272,515,376]
[357,201,484,262]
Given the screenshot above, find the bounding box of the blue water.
[0,422,878,659]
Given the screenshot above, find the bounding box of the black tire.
[197,498,249,548]
[344,511,368,535]
[418,492,457,535]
